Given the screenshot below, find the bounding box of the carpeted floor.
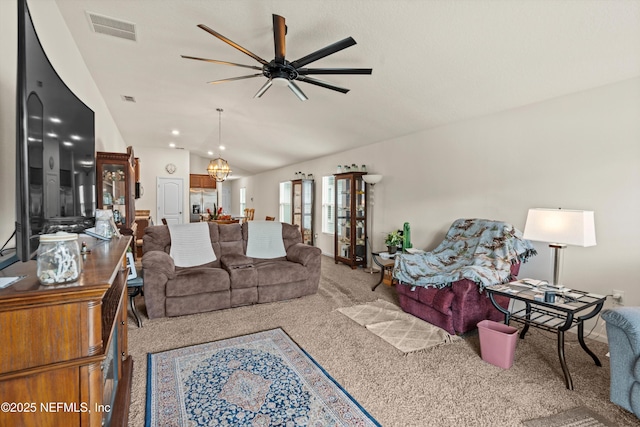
[127,256,640,427]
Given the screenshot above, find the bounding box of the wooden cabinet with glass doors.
[96,149,136,231]
[334,172,367,268]
[291,179,314,245]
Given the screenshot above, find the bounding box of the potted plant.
[207,203,220,220]
[385,231,402,254]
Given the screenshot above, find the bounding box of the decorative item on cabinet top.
[294,171,314,180]
[337,164,366,173]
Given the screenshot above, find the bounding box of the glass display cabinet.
[334,171,367,268]
[291,179,314,245]
[96,149,136,232]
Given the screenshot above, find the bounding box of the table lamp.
[522,208,596,288]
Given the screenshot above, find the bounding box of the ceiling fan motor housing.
[263,61,298,81]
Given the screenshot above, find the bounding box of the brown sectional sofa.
[141,222,322,318]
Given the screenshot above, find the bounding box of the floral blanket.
[393,218,536,291]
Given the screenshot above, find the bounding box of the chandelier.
[207,108,232,182]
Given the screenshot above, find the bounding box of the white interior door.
[157,177,183,224]
[221,185,231,214]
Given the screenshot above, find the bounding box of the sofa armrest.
[602,307,640,354]
[286,243,322,266]
[221,254,255,270]
[142,250,176,279]
[141,251,175,319]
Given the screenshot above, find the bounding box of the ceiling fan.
[181,14,372,101]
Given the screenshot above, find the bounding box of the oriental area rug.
[337,299,460,353]
[145,328,380,427]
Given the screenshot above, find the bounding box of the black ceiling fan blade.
[296,76,350,94]
[290,37,357,69]
[297,68,372,75]
[197,24,269,66]
[207,74,263,85]
[181,55,263,71]
[273,14,286,64]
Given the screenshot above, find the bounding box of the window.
[279,181,292,223]
[322,175,335,234]
[239,187,246,215]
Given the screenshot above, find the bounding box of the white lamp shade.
[523,208,596,247]
[362,174,383,184]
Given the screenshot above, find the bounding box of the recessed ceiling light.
[50,117,61,123]
[70,135,81,140]
[207,151,213,155]
[47,132,57,138]
[169,142,176,148]
[171,130,180,136]
[63,141,73,146]
[219,145,226,151]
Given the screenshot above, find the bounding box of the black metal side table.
[486,281,606,390]
[371,251,396,291]
[127,276,144,327]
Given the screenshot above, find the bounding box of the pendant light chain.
[206,108,232,182]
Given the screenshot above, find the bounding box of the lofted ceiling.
[52,0,640,177]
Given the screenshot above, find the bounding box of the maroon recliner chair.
[393,218,536,335]
[396,264,519,335]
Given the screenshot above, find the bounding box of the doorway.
[157,177,183,224]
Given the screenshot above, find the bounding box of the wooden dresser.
[0,236,133,427]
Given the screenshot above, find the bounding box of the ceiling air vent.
[86,12,137,41]
[121,95,136,103]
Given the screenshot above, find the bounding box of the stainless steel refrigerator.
[189,188,217,222]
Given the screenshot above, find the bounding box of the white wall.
[231,77,640,310]
[0,0,126,248]
[136,147,190,224]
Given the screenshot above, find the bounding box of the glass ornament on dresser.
[37,232,82,285]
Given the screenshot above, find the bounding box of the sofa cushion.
[166,268,230,297]
[218,223,244,256]
[256,260,307,286]
[166,291,230,317]
[229,267,258,290]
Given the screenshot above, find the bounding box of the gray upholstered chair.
[601,307,640,418]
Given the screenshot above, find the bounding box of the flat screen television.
[14,0,96,263]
